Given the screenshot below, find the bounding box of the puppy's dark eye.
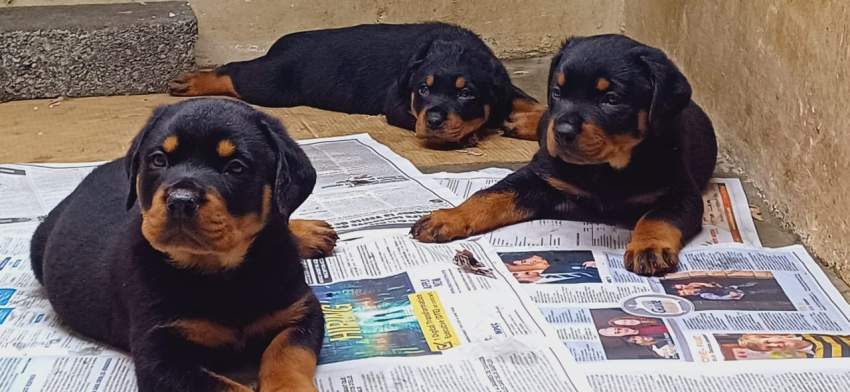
[458,88,475,100]
[418,85,430,96]
[551,87,561,99]
[148,152,167,169]
[601,92,621,105]
[224,160,247,175]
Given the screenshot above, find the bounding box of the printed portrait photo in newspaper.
[590,309,680,360]
[659,271,795,312]
[713,333,850,360]
[499,250,600,285]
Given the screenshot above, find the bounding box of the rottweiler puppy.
[411,35,718,277]
[30,98,336,391]
[168,23,544,147]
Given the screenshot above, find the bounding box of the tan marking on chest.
[546,177,592,198]
[166,293,314,350]
[169,319,240,348]
[245,293,313,336]
[625,190,667,205]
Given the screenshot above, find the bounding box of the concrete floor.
[1,57,848,300]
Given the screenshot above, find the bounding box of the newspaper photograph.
[429,170,761,249]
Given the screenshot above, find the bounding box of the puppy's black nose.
[426,110,446,129]
[166,188,200,219]
[555,123,579,142]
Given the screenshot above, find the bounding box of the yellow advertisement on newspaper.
[409,291,461,352]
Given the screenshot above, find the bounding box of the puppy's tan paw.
[410,209,472,243]
[290,219,338,259]
[168,71,238,97]
[624,219,682,276]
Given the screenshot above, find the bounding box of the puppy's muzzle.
[426,109,446,130]
[165,181,204,221]
[554,122,579,143]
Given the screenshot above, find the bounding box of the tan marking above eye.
[162,135,179,153]
[217,139,236,158]
[596,78,611,91]
[425,75,434,86]
[455,76,466,89]
[557,72,566,87]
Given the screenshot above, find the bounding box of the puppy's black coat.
[31,98,327,392]
[168,23,543,146]
[412,35,717,277]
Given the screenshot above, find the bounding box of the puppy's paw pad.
[503,110,543,140]
[624,241,679,277]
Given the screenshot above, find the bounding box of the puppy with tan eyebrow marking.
[30,98,336,391]
[168,23,543,148]
[412,35,718,277]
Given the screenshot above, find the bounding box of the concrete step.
[0,1,196,101]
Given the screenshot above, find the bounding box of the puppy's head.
[125,98,316,271]
[401,39,510,145]
[542,35,692,169]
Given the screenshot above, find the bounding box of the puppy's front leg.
[289,219,338,259]
[624,188,703,276]
[132,323,251,392]
[411,168,558,242]
[258,301,323,392]
[502,93,546,141]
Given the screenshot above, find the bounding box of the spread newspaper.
[430,169,850,391]
[0,133,848,391]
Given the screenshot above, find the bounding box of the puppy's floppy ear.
[485,56,515,116]
[397,40,435,96]
[632,46,692,126]
[257,113,316,218]
[545,51,563,104]
[125,105,169,210]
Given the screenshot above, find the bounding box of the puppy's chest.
[148,268,309,349]
[166,289,312,351]
[552,168,670,207]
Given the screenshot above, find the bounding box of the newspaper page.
[0,163,101,236]
[0,231,137,392]
[0,163,134,392]
[498,243,850,390]
[293,134,462,236]
[429,169,761,249]
[304,235,590,392]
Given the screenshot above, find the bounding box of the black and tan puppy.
[412,35,717,277]
[30,98,337,391]
[168,23,543,147]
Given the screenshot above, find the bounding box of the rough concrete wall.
[626,1,850,282]
[2,0,623,66]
